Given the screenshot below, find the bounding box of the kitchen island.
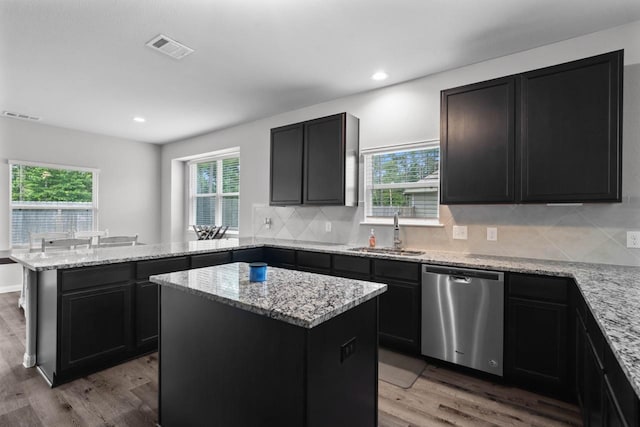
[150,262,386,427]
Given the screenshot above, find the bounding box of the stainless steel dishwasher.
[421,264,504,376]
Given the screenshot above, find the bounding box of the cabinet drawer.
[296,251,331,273]
[373,259,420,284]
[333,255,371,279]
[265,247,296,268]
[231,248,264,263]
[191,252,231,269]
[61,263,134,292]
[136,257,190,279]
[508,274,568,303]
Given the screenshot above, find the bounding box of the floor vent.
[2,111,41,121]
[146,34,194,60]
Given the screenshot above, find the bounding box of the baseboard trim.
[0,285,22,294]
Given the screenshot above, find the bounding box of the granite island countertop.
[150,262,387,328]
[9,237,640,398]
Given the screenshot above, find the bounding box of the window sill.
[360,219,444,228]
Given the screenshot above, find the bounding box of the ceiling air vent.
[146,34,194,60]
[2,111,41,121]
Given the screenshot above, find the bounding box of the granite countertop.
[9,237,640,398]
[150,262,387,328]
[9,239,251,271]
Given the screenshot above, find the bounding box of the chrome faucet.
[393,211,402,250]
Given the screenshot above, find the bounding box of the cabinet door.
[60,284,132,370]
[378,282,420,354]
[520,50,622,202]
[506,297,568,395]
[303,113,345,205]
[576,311,587,411]
[136,281,158,349]
[440,76,516,204]
[270,123,303,205]
[604,376,628,427]
[585,335,604,427]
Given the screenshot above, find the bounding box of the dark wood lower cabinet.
[506,297,568,396]
[60,283,132,371]
[575,286,639,427]
[296,250,331,274]
[378,282,420,354]
[264,247,296,268]
[604,376,626,427]
[37,246,640,425]
[505,273,571,398]
[135,281,158,349]
[231,247,264,262]
[584,334,605,426]
[332,254,371,280]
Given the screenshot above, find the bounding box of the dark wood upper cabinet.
[270,112,358,206]
[441,76,516,204]
[270,123,304,205]
[440,49,623,204]
[303,114,346,205]
[519,50,623,202]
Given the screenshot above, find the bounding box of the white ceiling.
[2,0,640,144]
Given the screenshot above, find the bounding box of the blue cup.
[249,262,267,282]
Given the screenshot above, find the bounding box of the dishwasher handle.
[449,275,472,284]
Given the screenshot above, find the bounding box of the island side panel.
[306,297,379,427]
[36,269,58,384]
[159,285,306,427]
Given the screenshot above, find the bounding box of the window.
[363,141,440,224]
[189,153,240,232]
[10,161,99,247]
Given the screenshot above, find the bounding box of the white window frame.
[9,159,100,248]
[187,151,240,235]
[361,140,443,227]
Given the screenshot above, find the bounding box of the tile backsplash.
[252,199,640,267]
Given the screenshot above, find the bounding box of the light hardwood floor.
[0,291,582,426]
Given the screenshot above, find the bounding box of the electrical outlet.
[325,221,332,233]
[340,337,357,363]
[627,231,640,248]
[452,225,468,240]
[264,217,271,230]
[487,227,498,241]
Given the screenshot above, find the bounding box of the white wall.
[0,118,161,250]
[161,21,640,265]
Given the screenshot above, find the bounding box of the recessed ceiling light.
[371,71,388,81]
[133,117,146,123]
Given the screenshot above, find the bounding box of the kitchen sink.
[349,247,424,256]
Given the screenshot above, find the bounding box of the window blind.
[190,153,240,231]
